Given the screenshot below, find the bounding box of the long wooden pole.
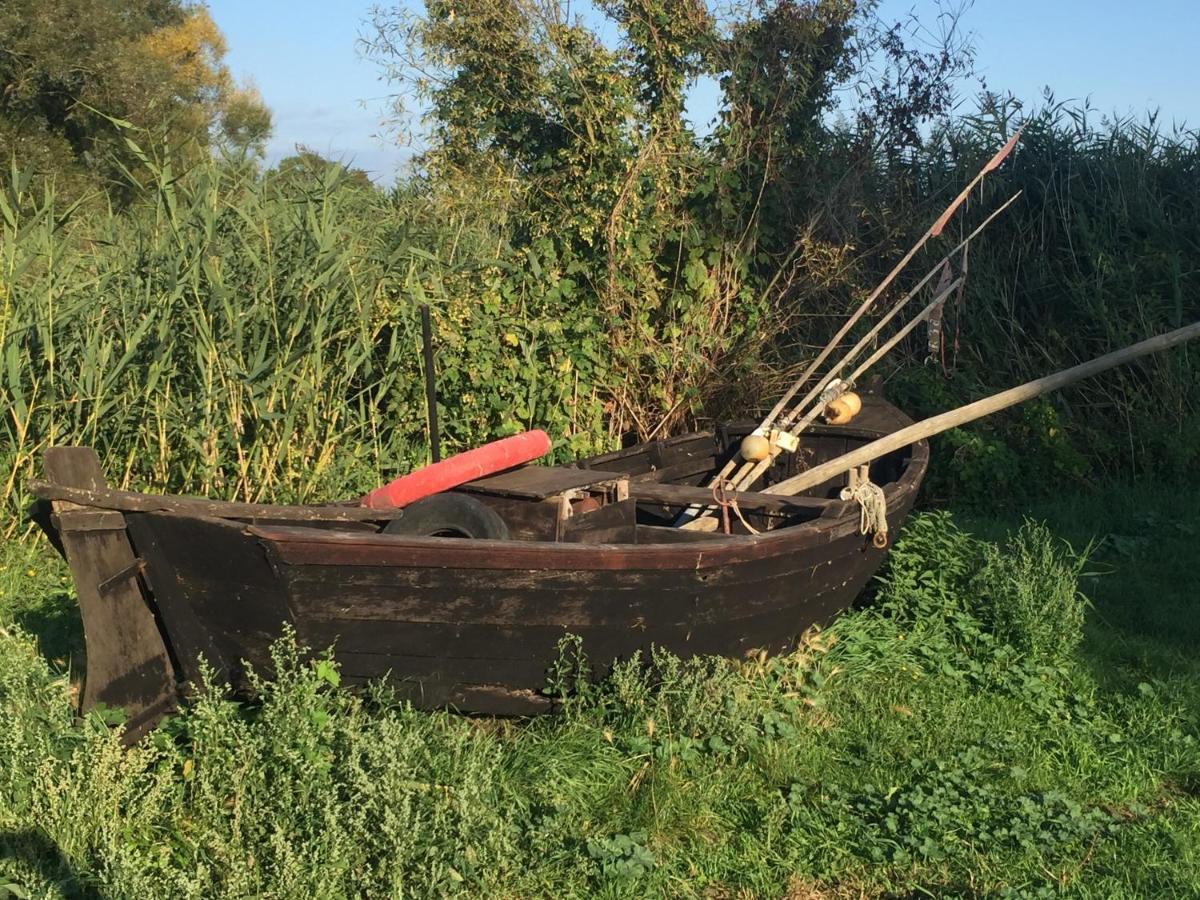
[747,132,1022,440]
[729,275,963,495]
[763,320,1200,497]
[679,191,1021,525]
[420,304,441,463]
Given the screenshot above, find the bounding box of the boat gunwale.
[31,397,928,571]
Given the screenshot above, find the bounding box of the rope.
[841,475,889,548]
[711,479,761,536]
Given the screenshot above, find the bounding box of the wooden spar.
[681,188,1023,523]
[773,192,1022,432]
[679,274,965,529]
[753,131,1021,432]
[764,320,1200,497]
[420,304,441,463]
[727,276,963,492]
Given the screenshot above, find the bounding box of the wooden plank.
[29,480,396,523]
[322,649,551,686]
[51,508,128,532]
[560,498,637,544]
[635,524,735,543]
[274,527,887,631]
[96,558,145,598]
[42,448,177,741]
[464,494,559,541]
[627,456,716,485]
[576,432,717,475]
[125,512,296,688]
[462,466,629,500]
[249,497,899,570]
[298,602,833,664]
[628,482,842,514]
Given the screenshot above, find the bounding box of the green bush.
[972,520,1091,667]
[874,511,1090,668]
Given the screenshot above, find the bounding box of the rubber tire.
[382,493,511,540]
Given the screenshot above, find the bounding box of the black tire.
[383,493,511,540]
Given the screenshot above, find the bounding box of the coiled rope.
[840,467,889,548]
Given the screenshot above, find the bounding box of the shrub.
[876,512,1090,668]
[972,520,1091,668]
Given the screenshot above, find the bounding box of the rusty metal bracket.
[96,558,147,599]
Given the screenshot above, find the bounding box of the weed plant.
[1,492,1196,897]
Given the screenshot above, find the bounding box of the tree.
[0,0,271,192]
[364,0,974,438]
[271,147,376,192]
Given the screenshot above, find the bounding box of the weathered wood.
[767,320,1200,497]
[467,493,560,541]
[29,480,397,522]
[627,455,716,485]
[51,508,128,532]
[96,558,146,598]
[125,512,295,688]
[635,524,734,544]
[42,448,177,741]
[463,466,629,499]
[628,482,840,515]
[561,498,638,544]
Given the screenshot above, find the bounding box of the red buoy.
[360,430,552,510]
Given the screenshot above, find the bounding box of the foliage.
[883,95,1200,506]
[365,0,965,438]
[877,511,1091,668]
[0,148,624,529]
[974,520,1091,667]
[1,491,1198,896]
[0,0,270,197]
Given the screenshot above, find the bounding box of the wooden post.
[420,303,441,463]
[43,448,177,741]
[764,321,1200,498]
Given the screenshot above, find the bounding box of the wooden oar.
[721,275,964,502]
[762,320,1200,498]
[773,192,1022,436]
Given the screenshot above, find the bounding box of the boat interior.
[30,417,918,549]
[454,419,916,544]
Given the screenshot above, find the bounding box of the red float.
[360,430,552,509]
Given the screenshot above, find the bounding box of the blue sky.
[205,0,1200,184]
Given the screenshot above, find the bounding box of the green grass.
[0,481,1197,898]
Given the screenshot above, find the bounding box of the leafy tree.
[366,0,963,437]
[0,0,271,193]
[271,147,377,192]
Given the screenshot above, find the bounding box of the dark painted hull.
[33,397,927,732]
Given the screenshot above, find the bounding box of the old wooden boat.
[30,394,927,736]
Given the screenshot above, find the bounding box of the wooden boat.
[30,394,927,737]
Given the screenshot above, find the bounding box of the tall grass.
[1,156,426,521]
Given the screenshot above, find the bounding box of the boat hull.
[32,396,928,731]
[122,497,915,713]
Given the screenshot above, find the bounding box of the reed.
[1,155,432,529]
